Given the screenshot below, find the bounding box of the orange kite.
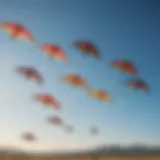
[87,89,112,102]
[0,22,34,42]
[63,73,88,88]
[34,93,61,109]
[40,43,67,61]
[111,59,138,75]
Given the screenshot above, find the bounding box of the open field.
[0,155,160,160]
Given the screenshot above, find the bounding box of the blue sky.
[0,0,159,153]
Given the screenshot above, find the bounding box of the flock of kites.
[0,22,149,143]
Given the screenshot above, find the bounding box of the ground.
[0,154,160,160]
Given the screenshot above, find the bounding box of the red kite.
[40,43,67,61]
[34,93,61,109]
[16,66,43,84]
[47,116,63,126]
[22,132,37,142]
[63,74,88,88]
[111,59,138,75]
[0,22,34,41]
[74,40,100,58]
[127,79,149,92]
[87,89,112,102]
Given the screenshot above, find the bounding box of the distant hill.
[53,145,160,156]
[0,145,160,156]
[86,145,160,156]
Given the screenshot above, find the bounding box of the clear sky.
[0,0,159,153]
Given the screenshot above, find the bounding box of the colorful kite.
[16,66,43,84]
[22,132,37,142]
[127,79,149,92]
[63,74,88,89]
[0,22,34,42]
[74,40,100,58]
[111,59,138,75]
[40,43,67,61]
[34,93,61,109]
[88,89,112,102]
[47,116,63,126]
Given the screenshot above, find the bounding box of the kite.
[40,43,67,61]
[74,40,100,58]
[0,22,34,42]
[88,89,112,102]
[63,74,88,89]
[90,127,99,135]
[16,66,43,84]
[22,132,37,142]
[111,59,138,75]
[127,79,149,93]
[0,90,11,99]
[34,93,61,109]
[64,125,73,133]
[47,116,63,126]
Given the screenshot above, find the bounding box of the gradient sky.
[0,0,159,153]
